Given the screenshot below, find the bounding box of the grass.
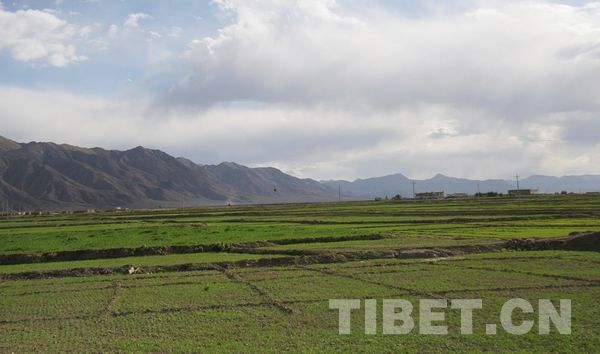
[1,250,599,352]
[0,195,600,352]
[2,195,600,255]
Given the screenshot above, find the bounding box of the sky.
[1,0,600,181]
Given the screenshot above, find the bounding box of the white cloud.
[2,86,599,181]
[124,12,152,28]
[136,0,600,179]
[42,8,60,15]
[148,30,162,39]
[107,24,118,37]
[0,7,86,66]
[167,0,600,116]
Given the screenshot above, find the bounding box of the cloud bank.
[2,0,600,181]
[169,0,600,114]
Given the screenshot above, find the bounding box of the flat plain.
[1,195,600,352]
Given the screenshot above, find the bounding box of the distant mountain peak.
[218,161,244,168]
[127,145,151,153]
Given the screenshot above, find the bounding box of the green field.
[1,195,600,352]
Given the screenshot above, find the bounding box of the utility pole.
[412,180,416,198]
[338,185,341,202]
[516,173,520,190]
[477,183,480,195]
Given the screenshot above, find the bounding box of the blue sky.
[0,0,221,94]
[1,0,600,180]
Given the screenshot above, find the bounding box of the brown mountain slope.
[0,136,20,151]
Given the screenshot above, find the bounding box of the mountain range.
[0,136,336,210]
[1,135,599,210]
[324,173,600,198]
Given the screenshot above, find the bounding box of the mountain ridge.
[323,172,600,198]
[2,136,600,210]
[0,136,336,210]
